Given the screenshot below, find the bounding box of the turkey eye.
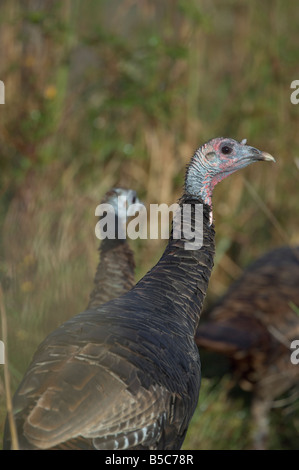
[221,145,233,155]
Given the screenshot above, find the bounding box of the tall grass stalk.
[0,285,19,450]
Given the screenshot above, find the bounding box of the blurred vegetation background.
[0,0,299,450]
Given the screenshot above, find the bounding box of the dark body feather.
[4,198,215,450]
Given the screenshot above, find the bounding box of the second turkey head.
[96,188,143,240]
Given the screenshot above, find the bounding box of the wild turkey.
[87,187,142,309]
[3,137,275,450]
[195,245,299,449]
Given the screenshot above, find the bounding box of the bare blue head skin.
[185,137,275,223]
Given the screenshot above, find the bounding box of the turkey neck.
[87,235,135,309]
[133,195,215,335]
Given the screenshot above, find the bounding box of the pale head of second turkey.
[101,187,141,215]
[185,137,275,224]
[96,188,144,240]
[96,188,143,240]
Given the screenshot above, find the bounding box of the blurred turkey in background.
[87,187,142,309]
[195,245,299,449]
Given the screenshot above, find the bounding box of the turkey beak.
[259,151,276,163]
[244,146,276,163]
